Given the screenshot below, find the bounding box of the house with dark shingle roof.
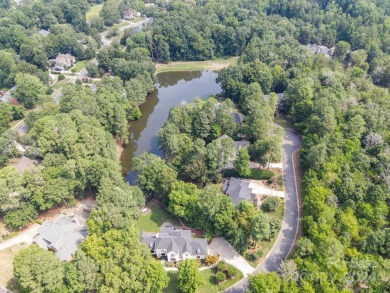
[222,177,256,206]
[33,214,87,261]
[141,225,208,262]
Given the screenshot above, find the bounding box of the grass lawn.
[164,264,243,293]
[155,57,239,74]
[274,114,294,129]
[86,4,102,20]
[137,201,182,232]
[52,78,71,91]
[73,60,90,72]
[0,243,28,291]
[224,168,274,180]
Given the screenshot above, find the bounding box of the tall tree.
[178,260,202,293]
[234,148,251,177]
[13,244,65,293]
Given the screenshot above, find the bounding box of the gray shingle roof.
[222,177,255,205]
[33,214,87,261]
[141,226,208,256]
[231,112,245,123]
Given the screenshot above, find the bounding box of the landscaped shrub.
[205,254,219,266]
[58,74,65,81]
[261,197,280,212]
[215,271,226,283]
[245,252,256,262]
[227,266,237,278]
[217,261,227,272]
[256,249,265,258]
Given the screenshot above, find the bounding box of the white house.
[141,224,208,262]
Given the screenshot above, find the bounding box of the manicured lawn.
[163,264,244,293]
[128,17,146,23]
[137,201,182,232]
[52,78,71,90]
[0,243,28,291]
[86,4,102,20]
[224,168,274,180]
[164,272,180,293]
[73,60,90,72]
[155,57,239,74]
[274,114,294,129]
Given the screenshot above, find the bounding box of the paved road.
[223,128,302,292]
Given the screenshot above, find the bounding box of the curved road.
[224,128,302,292]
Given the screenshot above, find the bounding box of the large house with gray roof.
[141,225,208,262]
[33,214,87,261]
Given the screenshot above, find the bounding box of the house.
[0,86,16,103]
[141,224,208,262]
[54,53,76,70]
[223,177,256,206]
[33,214,87,261]
[231,112,245,124]
[123,9,141,19]
[264,93,284,117]
[223,177,285,206]
[38,29,50,37]
[307,44,334,58]
[219,135,250,168]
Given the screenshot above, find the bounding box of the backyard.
[164,264,243,293]
[137,200,182,232]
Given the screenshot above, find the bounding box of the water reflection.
[120,70,222,183]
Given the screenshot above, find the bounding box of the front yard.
[73,60,90,72]
[245,203,284,267]
[164,264,243,293]
[137,200,182,232]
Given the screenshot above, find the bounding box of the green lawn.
[155,57,239,74]
[163,264,244,293]
[86,4,102,20]
[137,201,182,232]
[274,114,294,129]
[52,78,71,90]
[73,60,90,72]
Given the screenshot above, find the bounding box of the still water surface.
[120,70,222,182]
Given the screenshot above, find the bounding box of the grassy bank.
[155,57,239,74]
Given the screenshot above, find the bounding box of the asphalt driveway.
[223,128,302,292]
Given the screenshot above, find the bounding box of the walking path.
[223,128,302,292]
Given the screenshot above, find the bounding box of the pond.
[120,70,222,183]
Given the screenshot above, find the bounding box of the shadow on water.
[121,70,222,184]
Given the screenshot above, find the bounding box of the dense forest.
[0,0,389,292]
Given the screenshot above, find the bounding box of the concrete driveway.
[223,128,302,292]
[0,224,39,251]
[209,238,254,277]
